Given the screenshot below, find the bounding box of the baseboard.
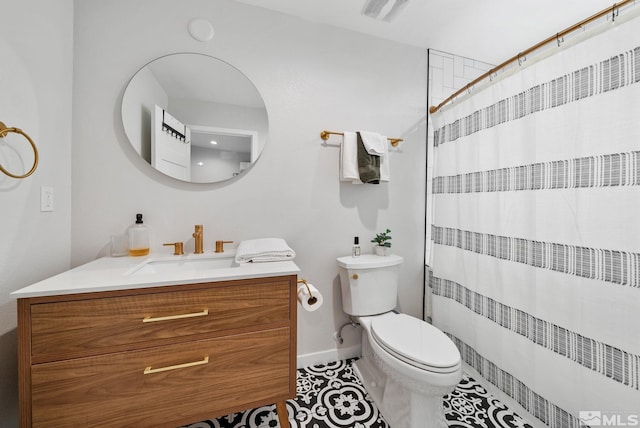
[296,345,361,369]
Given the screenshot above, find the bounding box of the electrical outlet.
[41,186,54,212]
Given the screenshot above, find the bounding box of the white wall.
[72,0,427,367]
[0,0,73,424]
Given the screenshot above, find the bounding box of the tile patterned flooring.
[181,359,533,428]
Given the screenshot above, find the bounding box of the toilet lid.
[371,314,460,373]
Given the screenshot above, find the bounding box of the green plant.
[371,229,392,248]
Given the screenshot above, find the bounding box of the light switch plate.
[40,186,54,212]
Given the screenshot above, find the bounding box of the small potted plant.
[371,229,392,256]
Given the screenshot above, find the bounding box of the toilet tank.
[337,254,403,316]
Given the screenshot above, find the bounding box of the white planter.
[374,246,390,256]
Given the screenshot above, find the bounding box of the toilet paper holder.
[297,278,318,305]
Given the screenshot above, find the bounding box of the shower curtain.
[429,9,640,428]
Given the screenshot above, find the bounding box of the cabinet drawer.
[31,327,292,428]
[30,279,290,361]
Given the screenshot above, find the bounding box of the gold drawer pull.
[142,309,209,323]
[144,356,209,375]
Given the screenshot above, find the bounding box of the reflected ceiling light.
[362,0,409,22]
[197,161,204,166]
[210,140,218,145]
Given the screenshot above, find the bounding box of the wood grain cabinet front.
[18,275,297,428]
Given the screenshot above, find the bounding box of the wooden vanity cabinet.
[17,275,297,428]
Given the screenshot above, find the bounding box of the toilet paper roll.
[296,283,323,312]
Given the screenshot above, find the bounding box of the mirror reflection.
[121,53,268,183]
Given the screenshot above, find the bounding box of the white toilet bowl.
[353,313,462,428]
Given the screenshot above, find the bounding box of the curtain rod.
[429,0,636,114]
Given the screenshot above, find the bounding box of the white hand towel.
[379,135,390,182]
[235,238,296,263]
[358,131,386,156]
[340,131,362,184]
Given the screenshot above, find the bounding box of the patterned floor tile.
[181,359,532,428]
[444,374,533,428]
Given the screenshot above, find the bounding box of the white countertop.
[11,251,301,298]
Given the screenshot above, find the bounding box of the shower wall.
[428,50,494,108]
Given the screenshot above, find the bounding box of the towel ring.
[0,121,39,179]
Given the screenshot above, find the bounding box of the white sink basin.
[128,256,237,276]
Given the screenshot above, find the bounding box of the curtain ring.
[0,121,39,179]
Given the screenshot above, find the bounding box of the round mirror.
[121,53,268,183]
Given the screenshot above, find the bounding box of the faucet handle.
[215,240,234,253]
[163,242,184,255]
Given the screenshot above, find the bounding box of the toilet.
[337,254,462,428]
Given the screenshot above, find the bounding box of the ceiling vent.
[361,0,410,22]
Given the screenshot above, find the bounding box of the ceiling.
[231,0,616,64]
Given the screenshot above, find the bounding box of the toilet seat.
[371,313,461,374]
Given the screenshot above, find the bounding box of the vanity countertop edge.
[11,252,301,299]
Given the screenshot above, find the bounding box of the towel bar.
[320,130,403,147]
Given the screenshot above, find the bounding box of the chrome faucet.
[192,225,204,254]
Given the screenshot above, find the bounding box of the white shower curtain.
[429,9,640,428]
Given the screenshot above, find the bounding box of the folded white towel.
[340,131,362,184]
[235,238,296,263]
[358,131,386,156]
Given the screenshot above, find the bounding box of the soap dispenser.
[128,213,150,257]
[352,236,361,257]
